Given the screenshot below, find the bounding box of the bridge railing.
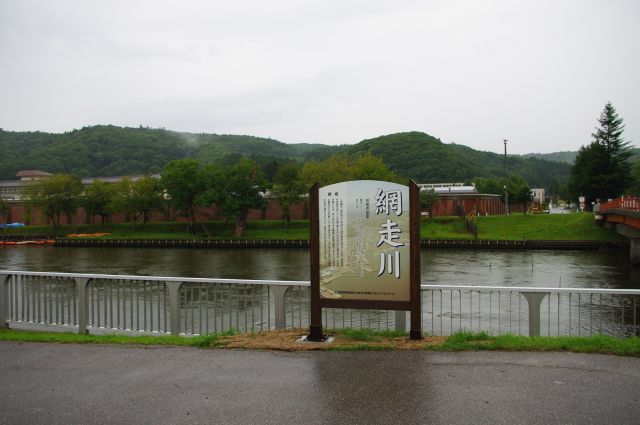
[600,196,640,212]
[2,271,639,338]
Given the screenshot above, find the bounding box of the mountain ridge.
[0,125,569,187]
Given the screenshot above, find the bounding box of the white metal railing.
[2,271,639,337]
[422,285,640,338]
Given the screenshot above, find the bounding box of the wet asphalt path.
[1,342,639,424]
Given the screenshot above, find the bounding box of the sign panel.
[319,180,410,302]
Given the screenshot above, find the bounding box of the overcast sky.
[1,1,638,154]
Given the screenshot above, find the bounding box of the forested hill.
[0,125,335,180]
[521,151,577,164]
[522,148,639,165]
[0,126,570,187]
[347,132,570,187]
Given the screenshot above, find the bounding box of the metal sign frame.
[308,180,422,341]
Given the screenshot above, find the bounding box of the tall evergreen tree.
[569,102,632,202]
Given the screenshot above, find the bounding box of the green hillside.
[522,151,577,164]
[522,148,640,165]
[0,125,334,179]
[0,126,570,187]
[347,132,570,187]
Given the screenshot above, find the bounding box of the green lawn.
[1,328,638,356]
[425,331,640,356]
[475,212,623,241]
[2,213,623,241]
[421,213,623,241]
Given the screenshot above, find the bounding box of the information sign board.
[308,180,422,341]
[318,180,410,302]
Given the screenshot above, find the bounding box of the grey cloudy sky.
[1,0,638,154]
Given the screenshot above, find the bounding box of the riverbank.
[0,213,623,242]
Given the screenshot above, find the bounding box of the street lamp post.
[504,139,509,216]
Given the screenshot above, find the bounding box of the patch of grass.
[334,328,407,342]
[421,217,474,240]
[190,329,237,347]
[475,213,623,241]
[0,328,191,346]
[3,328,639,356]
[421,213,623,241]
[329,343,394,351]
[425,331,640,356]
[0,328,235,348]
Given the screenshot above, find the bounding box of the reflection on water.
[0,246,636,289]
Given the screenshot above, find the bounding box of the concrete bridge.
[597,196,640,264]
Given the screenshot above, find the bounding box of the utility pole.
[504,139,509,216]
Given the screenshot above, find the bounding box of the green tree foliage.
[161,159,211,234]
[419,188,438,217]
[111,176,165,230]
[215,158,267,237]
[270,163,306,229]
[569,102,632,202]
[299,153,398,187]
[299,155,351,187]
[24,174,83,230]
[627,161,640,195]
[475,175,531,212]
[508,175,532,214]
[133,176,165,225]
[82,179,115,224]
[111,178,138,228]
[474,177,504,195]
[0,198,9,222]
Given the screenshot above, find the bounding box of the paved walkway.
[1,342,639,424]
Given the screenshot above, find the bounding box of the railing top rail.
[422,284,640,295]
[0,270,310,287]
[3,271,640,295]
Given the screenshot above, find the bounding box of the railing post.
[0,274,11,328]
[395,310,406,332]
[270,285,289,330]
[75,278,91,335]
[522,292,549,337]
[166,281,183,336]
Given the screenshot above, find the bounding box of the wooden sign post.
[308,180,422,341]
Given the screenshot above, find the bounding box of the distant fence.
[1,271,639,338]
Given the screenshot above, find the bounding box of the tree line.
[17,153,402,236]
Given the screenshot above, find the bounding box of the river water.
[0,246,636,289]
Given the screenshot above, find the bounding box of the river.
[0,246,636,289]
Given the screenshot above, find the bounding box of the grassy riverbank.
[425,213,623,241]
[1,212,623,241]
[1,328,638,356]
